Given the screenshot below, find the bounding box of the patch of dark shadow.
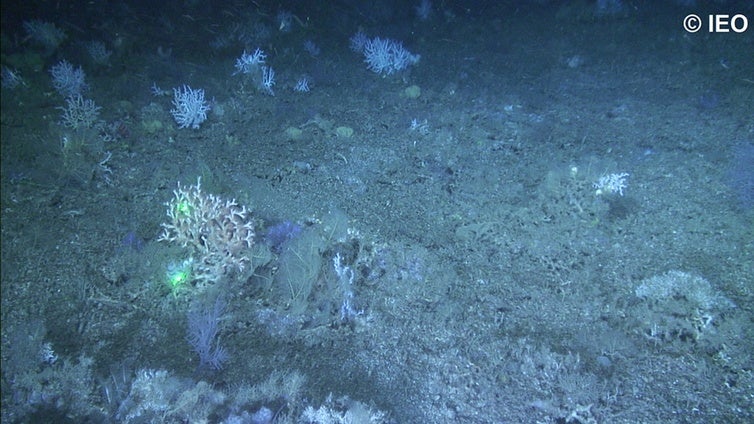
[605,196,638,221]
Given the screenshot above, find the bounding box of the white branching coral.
[170,85,210,129]
[159,178,256,284]
[594,172,629,196]
[233,48,266,75]
[58,94,101,129]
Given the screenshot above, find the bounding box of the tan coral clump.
[159,178,256,284]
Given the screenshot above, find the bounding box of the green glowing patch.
[175,200,192,216]
[168,269,189,287]
[166,258,193,289]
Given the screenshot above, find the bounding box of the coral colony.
[233,48,266,74]
[233,48,276,95]
[261,66,276,95]
[159,178,256,286]
[150,82,169,97]
[86,41,112,65]
[23,19,66,50]
[362,37,420,75]
[187,298,229,370]
[50,60,87,98]
[170,85,210,129]
[303,39,321,57]
[58,94,101,129]
[1,67,25,89]
[594,173,630,196]
[349,30,370,53]
[415,0,433,21]
[4,2,752,423]
[294,77,311,93]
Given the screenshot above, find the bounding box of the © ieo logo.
[684,14,749,33]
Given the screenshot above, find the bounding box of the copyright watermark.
[684,13,749,33]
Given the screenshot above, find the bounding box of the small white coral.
[39,342,57,364]
[594,172,629,196]
[233,48,266,75]
[86,41,112,65]
[349,31,369,53]
[2,67,25,89]
[261,66,275,96]
[294,76,311,92]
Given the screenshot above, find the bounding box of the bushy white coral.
[362,37,420,75]
[86,41,112,65]
[58,94,101,129]
[170,85,210,129]
[233,48,266,75]
[50,60,87,98]
[301,395,389,424]
[349,31,369,53]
